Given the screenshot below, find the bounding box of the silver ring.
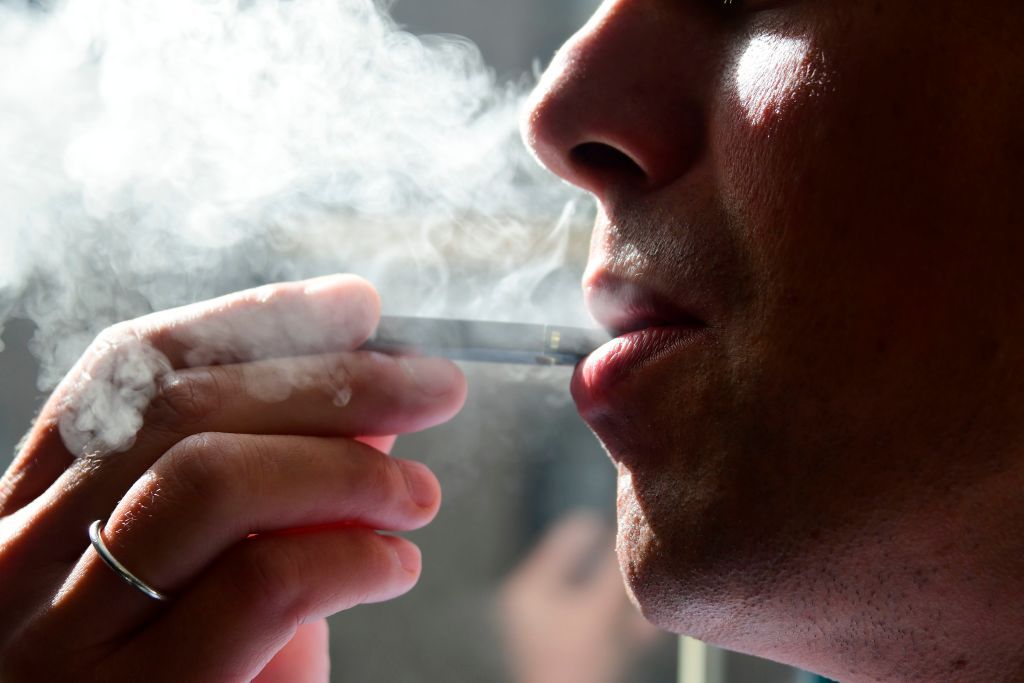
[88,520,168,602]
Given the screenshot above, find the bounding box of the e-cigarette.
[361,316,611,366]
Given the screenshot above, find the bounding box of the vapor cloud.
[0,0,591,396]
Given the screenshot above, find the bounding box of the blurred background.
[0,1,826,681]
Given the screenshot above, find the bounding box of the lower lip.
[572,325,708,410]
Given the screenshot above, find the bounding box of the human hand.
[0,274,467,682]
[497,512,661,683]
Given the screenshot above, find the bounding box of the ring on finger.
[88,520,169,602]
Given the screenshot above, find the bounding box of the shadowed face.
[523,0,1024,662]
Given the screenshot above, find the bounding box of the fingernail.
[400,357,461,397]
[398,459,439,508]
[389,537,422,574]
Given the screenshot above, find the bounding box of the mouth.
[572,273,713,415]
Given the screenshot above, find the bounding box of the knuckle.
[380,361,417,411]
[88,322,147,363]
[94,321,133,348]
[162,432,243,503]
[77,323,131,372]
[233,541,305,618]
[161,432,276,510]
[353,533,399,599]
[323,354,355,397]
[331,530,397,604]
[148,372,223,430]
[363,450,407,504]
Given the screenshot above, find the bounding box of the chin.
[614,471,667,616]
[608,440,770,643]
[583,345,782,637]
[613,464,713,635]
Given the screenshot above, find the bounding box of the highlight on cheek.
[734,34,816,127]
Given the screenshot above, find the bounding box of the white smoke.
[57,334,172,456]
[0,0,593,406]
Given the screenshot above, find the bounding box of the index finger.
[126,273,381,369]
[0,274,380,515]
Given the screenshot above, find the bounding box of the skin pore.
[524,1,1024,681]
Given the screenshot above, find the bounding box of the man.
[523,1,1024,681]
[1,1,1022,681]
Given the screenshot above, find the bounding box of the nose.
[522,1,710,197]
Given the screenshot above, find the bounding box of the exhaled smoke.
[0,0,593,416]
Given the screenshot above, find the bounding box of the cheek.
[732,33,825,130]
[709,19,1024,488]
[712,30,833,242]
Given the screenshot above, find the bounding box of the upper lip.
[583,271,707,337]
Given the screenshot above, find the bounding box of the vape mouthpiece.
[361,316,612,366]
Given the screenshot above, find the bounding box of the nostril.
[569,142,647,186]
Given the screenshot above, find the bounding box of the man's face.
[524,0,1024,652]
